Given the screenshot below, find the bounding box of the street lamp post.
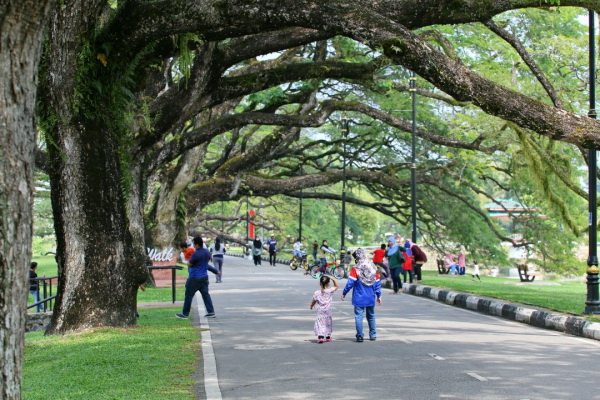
[221,201,224,234]
[388,72,419,243]
[585,9,600,314]
[341,117,348,250]
[299,166,303,242]
[245,197,249,243]
[261,201,264,240]
[409,71,418,244]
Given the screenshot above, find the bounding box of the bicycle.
[289,251,310,272]
[309,255,346,280]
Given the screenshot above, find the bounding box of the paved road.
[196,256,600,400]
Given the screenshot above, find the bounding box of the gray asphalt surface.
[199,255,600,400]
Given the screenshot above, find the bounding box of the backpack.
[397,250,406,264]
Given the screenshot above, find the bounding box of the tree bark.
[44,122,149,334]
[41,2,149,334]
[0,0,53,397]
[147,146,206,248]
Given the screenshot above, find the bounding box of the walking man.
[29,262,44,312]
[176,236,220,319]
[266,234,278,266]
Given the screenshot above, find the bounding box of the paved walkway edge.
[190,293,223,400]
[402,283,600,341]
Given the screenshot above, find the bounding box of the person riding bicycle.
[319,240,337,274]
[372,244,390,280]
[293,238,303,260]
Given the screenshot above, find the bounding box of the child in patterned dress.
[310,275,339,343]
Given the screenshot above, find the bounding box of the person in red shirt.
[399,247,414,284]
[372,244,390,280]
[180,241,195,262]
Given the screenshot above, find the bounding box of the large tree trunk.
[44,123,149,334]
[0,1,53,397]
[41,2,148,334]
[146,146,206,248]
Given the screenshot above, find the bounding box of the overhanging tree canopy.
[30,0,600,338]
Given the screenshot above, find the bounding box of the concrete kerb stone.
[428,288,440,301]
[466,296,480,312]
[401,283,600,342]
[444,291,458,305]
[515,307,535,324]
[583,322,600,340]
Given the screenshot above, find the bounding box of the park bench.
[437,259,450,274]
[517,263,538,282]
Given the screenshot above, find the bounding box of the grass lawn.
[23,307,200,400]
[138,286,186,303]
[419,270,587,316]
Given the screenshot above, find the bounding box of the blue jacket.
[188,247,219,278]
[342,268,382,307]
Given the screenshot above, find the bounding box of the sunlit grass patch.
[23,307,199,400]
[420,271,586,315]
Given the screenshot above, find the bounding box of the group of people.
[175,236,225,320]
[310,237,430,343]
[250,234,280,266]
[174,233,470,345]
[251,236,340,274]
[443,246,481,281]
[371,237,428,295]
[176,233,284,320]
[311,247,382,343]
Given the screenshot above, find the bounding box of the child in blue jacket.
[341,248,382,342]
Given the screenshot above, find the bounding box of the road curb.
[402,283,600,341]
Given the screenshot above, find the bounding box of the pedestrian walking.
[266,234,277,266]
[312,240,319,262]
[399,246,414,284]
[29,262,44,312]
[458,245,467,275]
[342,249,352,268]
[386,237,405,294]
[310,275,339,343]
[472,260,481,281]
[210,237,225,283]
[176,236,220,319]
[252,236,263,266]
[410,242,427,282]
[404,239,412,257]
[341,248,382,342]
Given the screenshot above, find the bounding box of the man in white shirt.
[293,239,303,258]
